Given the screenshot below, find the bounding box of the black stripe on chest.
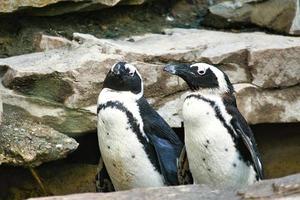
[98,101,161,173]
[185,94,253,166]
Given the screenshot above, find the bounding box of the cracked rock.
[0,104,79,167]
[0,28,299,132]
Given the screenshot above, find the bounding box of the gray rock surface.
[1,29,299,131]
[236,84,300,124]
[28,173,300,200]
[0,104,79,167]
[0,0,146,15]
[205,0,300,35]
[35,34,73,52]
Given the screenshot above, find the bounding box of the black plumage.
[138,97,183,185]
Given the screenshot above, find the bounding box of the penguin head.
[103,62,143,97]
[164,63,234,94]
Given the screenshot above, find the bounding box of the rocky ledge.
[0,0,147,16]
[0,28,299,166]
[204,0,300,35]
[29,172,300,200]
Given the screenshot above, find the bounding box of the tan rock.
[0,103,79,167]
[74,29,300,88]
[236,84,300,124]
[206,0,300,35]
[35,34,72,51]
[0,85,97,135]
[1,28,299,134]
[0,0,146,15]
[249,47,300,88]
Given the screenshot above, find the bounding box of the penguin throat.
[193,87,229,96]
[102,88,143,100]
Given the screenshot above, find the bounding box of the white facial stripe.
[191,63,229,93]
[125,63,144,99]
[125,63,136,74]
[209,66,228,92]
[190,63,210,74]
[111,63,118,73]
[135,68,144,99]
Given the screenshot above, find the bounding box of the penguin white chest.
[97,100,164,190]
[182,96,257,188]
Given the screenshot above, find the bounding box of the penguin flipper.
[228,106,264,180]
[95,156,115,192]
[147,134,180,185]
[232,119,264,180]
[177,146,193,185]
[137,98,183,185]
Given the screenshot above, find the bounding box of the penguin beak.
[163,63,190,75]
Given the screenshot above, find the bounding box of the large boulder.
[204,0,300,35]
[0,0,146,15]
[0,103,79,167]
[0,57,79,166]
[0,28,299,134]
[28,173,300,200]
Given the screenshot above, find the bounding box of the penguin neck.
[190,88,232,99]
[100,88,143,102]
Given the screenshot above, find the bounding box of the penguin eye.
[198,70,206,75]
[129,71,135,77]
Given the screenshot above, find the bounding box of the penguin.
[164,62,264,188]
[95,157,115,192]
[96,61,183,191]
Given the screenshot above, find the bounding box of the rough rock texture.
[0,0,146,15]
[236,85,300,124]
[0,104,79,167]
[0,92,2,124]
[0,28,299,132]
[0,82,97,136]
[29,173,300,200]
[205,0,300,35]
[35,34,73,52]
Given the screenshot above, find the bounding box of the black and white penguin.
[97,61,183,191]
[164,62,263,188]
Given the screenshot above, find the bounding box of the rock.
[0,85,97,136]
[1,28,300,133]
[0,0,146,16]
[248,46,300,88]
[0,92,2,124]
[1,42,123,108]
[235,84,300,124]
[83,29,300,88]
[0,104,79,167]
[204,0,300,35]
[35,34,72,51]
[28,173,300,200]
